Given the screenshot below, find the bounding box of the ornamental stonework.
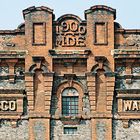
[0,4,140,140]
[55,15,86,47]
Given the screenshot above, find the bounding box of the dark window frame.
[62,88,79,116]
[64,127,77,134]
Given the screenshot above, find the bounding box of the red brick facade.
[0,5,140,140]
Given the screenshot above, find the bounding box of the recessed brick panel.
[95,22,107,44]
[33,23,46,45]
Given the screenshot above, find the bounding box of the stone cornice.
[85,5,116,20]
[23,6,53,19]
[0,50,28,58]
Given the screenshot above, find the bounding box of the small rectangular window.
[64,127,77,134]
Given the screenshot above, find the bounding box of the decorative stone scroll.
[55,16,86,47]
[0,35,15,48]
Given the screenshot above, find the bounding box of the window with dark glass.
[62,88,78,116]
[0,66,9,75]
[64,127,77,134]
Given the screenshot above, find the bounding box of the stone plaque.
[55,16,86,47]
[123,100,140,112]
[0,100,17,111]
[0,91,24,119]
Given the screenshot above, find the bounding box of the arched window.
[62,88,79,116]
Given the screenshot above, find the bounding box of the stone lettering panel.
[0,100,16,111]
[56,17,86,47]
[123,100,140,112]
[0,94,24,119]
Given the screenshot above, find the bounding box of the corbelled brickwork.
[0,5,140,140]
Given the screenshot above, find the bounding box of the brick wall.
[0,5,139,140]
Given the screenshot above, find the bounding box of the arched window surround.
[56,81,84,116]
[62,87,79,116]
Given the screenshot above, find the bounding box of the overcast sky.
[0,0,139,29]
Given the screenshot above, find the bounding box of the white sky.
[0,0,140,29]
